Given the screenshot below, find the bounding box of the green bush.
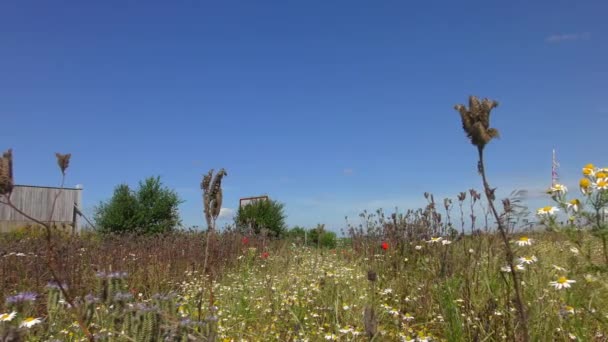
[235,199,286,237]
[318,231,337,248]
[95,177,182,234]
[303,224,337,248]
[286,226,307,242]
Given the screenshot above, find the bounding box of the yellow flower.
[597,179,608,190]
[583,163,595,176]
[596,172,607,180]
[580,178,591,194]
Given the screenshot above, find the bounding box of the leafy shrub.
[286,226,307,242]
[95,177,182,234]
[318,231,337,248]
[307,224,337,248]
[235,199,286,237]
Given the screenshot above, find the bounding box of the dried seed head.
[367,270,377,282]
[443,198,452,210]
[209,168,227,199]
[55,153,71,175]
[201,169,213,191]
[502,198,512,213]
[202,168,228,230]
[486,187,496,201]
[0,149,14,196]
[455,95,500,149]
[457,192,466,202]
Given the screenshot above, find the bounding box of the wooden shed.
[0,185,82,233]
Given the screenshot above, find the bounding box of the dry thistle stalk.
[55,153,71,175]
[454,95,529,341]
[201,168,228,231]
[0,150,94,341]
[455,96,499,149]
[363,306,377,339]
[0,149,14,196]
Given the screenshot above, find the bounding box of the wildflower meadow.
[1,97,608,341]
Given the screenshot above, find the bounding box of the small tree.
[287,226,307,243]
[235,199,286,237]
[95,177,182,234]
[308,224,336,248]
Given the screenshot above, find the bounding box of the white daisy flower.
[426,237,442,244]
[549,184,568,194]
[596,179,608,190]
[441,240,452,245]
[402,312,414,321]
[537,206,559,216]
[338,327,353,334]
[0,311,16,322]
[515,236,533,246]
[518,256,537,264]
[566,199,581,213]
[549,276,576,290]
[502,264,525,272]
[552,264,568,272]
[19,317,42,328]
[561,305,575,315]
[584,274,598,283]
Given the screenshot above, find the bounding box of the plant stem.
[477,146,529,341]
[0,195,94,341]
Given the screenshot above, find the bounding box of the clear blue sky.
[1,1,607,231]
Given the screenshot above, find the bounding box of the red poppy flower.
[241,237,249,245]
[261,252,269,259]
[381,241,389,250]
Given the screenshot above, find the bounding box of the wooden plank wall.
[0,186,82,232]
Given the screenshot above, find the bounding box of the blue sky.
[1,1,607,231]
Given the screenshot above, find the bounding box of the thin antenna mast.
[552,149,559,186]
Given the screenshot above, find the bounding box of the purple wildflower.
[6,291,37,304]
[113,292,133,302]
[107,271,128,279]
[85,294,100,303]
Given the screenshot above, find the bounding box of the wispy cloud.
[218,207,235,220]
[343,168,354,176]
[545,32,591,43]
